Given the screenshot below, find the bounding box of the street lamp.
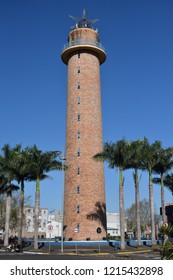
[48,209,55,254]
[59,151,66,253]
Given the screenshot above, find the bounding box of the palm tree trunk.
[18,180,24,245]
[134,169,141,246]
[149,171,156,246]
[160,176,166,222]
[119,167,125,250]
[4,190,12,246]
[34,178,40,250]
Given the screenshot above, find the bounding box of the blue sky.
[0,0,173,214]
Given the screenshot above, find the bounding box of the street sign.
[97,227,102,234]
[47,225,53,231]
[74,227,79,233]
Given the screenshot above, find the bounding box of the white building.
[106,212,127,237]
[23,206,48,238]
[46,214,62,238]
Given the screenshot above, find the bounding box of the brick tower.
[61,10,106,241]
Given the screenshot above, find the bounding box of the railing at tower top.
[62,39,105,53]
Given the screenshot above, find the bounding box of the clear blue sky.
[0,0,173,214]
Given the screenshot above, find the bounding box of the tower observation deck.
[61,10,106,241]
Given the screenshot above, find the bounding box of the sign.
[97,227,102,234]
[47,225,53,231]
[74,227,79,233]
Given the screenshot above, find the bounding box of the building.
[22,206,48,238]
[106,213,120,237]
[61,10,106,241]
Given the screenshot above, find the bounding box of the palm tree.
[0,144,20,246]
[163,173,173,202]
[10,146,32,245]
[25,145,62,249]
[126,139,145,246]
[153,148,173,222]
[141,138,162,246]
[94,139,130,250]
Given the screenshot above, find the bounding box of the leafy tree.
[141,138,162,246]
[126,139,145,246]
[125,199,160,236]
[10,146,32,245]
[94,139,130,249]
[25,145,62,249]
[0,145,20,246]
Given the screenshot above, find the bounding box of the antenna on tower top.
[69,9,99,29]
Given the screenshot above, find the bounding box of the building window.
[78,96,80,104]
[77,82,80,89]
[77,223,80,231]
[77,114,80,121]
[77,205,80,213]
[77,131,80,139]
[78,53,80,59]
[78,66,80,73]
[77,167,80,175]
[77,148,80,157]
[77,185,80,194]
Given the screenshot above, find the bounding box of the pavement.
[0,243,161,260]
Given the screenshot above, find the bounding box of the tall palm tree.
[0,144,20,246]
[153,148,173,222]
[141,138,162,246]
[10,146,31,245]
[126,139,145,246]
[25,145,62,249]
[94,139,130,250]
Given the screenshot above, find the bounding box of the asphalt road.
[0,248,161,260]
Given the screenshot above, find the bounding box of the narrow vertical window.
[77,82,80,89]
[77,185,80,194]
[78,66,80,73]
[77,223,80,231]
[77,114,80,121]
[77,148,80,157]
[77,167,80,175]
[78,96,80,104]
[77,131,80,139]
[77,205,80,213]
[78,53,80,59]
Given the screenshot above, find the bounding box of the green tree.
[126,139,145,246]
[94,140,130,249]
[25,145,62,249]
[10,146,34,245]
[141,138,162,246]
[153,148,173,222]
[0,144,20,246]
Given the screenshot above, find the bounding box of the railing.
[62,39,105,52]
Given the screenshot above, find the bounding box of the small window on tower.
[78,53,80,59]
[77,114,80,121]
[77,223,80,231]
[77,205,80,213]
[78,97,80,104]
[77,167,80,175]
[77,131,80,139]
[78,66,80,73]
[77,82,80,89]
[77,148,80,157]
[77,185,80,194]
